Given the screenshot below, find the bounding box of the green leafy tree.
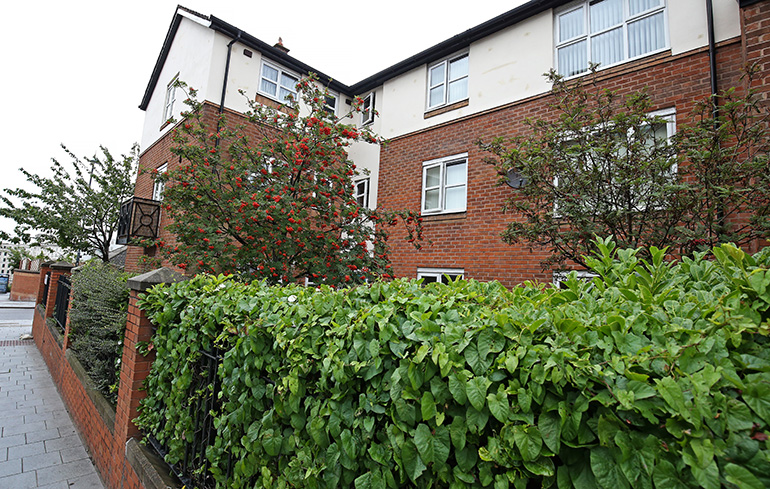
[0,145,138,262]
[157,77,423,285]
[674,77,770,250]
[479,69,770,269]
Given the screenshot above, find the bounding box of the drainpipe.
[216,30,242,147]
[706,0,718,117]
[706,0,725,232]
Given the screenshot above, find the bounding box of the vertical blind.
[557,0,666,77]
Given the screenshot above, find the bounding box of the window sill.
[424,99,469,119]
[254,93,298,114]
[158,119,173,131]
[420,211,466,222]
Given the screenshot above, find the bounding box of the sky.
[0,0,528,237]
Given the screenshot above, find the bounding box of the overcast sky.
[0,0,528,237]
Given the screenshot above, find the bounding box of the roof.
[140,0,571,109]
[350,0,565,94]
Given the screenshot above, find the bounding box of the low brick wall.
[10,269,39,301]
[30,263,179,489]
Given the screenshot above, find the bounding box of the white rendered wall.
[140,16,216,153]
[373,0,741,140]
[669,0,740,56]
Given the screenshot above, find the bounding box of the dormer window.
[259,61,298,103]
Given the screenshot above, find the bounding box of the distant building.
[0,242,69,279]
[0,246,11,278]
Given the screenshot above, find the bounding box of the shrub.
[68,260,133,404]
[137,241,770,489]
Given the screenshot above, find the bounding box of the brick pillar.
[43,262,75,319]
[32,261,74,344]
[114,267,187,444]
[35,262,52,310]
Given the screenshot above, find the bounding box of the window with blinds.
[555,0,667,77]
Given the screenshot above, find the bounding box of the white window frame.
[361,92,375,125]
[426,53,469,111]
[553,108,675,216]
[163,75,178,123]
[554,0,669,78]
[421,153,468,216]
[152,163,168,202]
[324,92,338,116]
[258,61,299,103]
[553,270,598,289]
[417,268,465,284]
[353,178,370,208]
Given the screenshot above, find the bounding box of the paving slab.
[0,339,105,488]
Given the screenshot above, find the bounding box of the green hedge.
[137,241,770,489]
[68,261,133,404]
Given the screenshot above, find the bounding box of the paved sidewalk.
[0,320,105,487]
[0,293,35,309]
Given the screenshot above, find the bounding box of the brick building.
[123,0,769,287]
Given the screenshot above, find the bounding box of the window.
[422,154,468,215]
[361,92,375,125]
[555,0,667,77]
[152,163,167,201]
[259,61,299,102]
[427,54,469,110]
[353,178,370,208]
[554,109,676,215]
[553,270,598,289]
[163,76,178,123]
[324,93,337,116]
[418,268,464,284]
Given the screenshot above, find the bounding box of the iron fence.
[150,348,230,489]
[53,275,71,333]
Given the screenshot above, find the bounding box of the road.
[0,307,34,323]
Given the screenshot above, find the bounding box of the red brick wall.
[743,1,770,98]
[10,269,39,301]
[378,40,747,288]
[126,103,263,274]
[31,268,148,489]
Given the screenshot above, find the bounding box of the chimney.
[273,37,290,54]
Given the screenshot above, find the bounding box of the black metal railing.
[150,349,230,489]
[53,275,71,333]
[40,271,52,309]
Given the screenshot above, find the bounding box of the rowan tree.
[0,145,138,262]
[156,76,423,285]
[479,68,770,269]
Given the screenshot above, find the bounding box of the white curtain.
[558,41,587,77]
[559,7,584,42]
[629,0,662,16]
[629,12,665,58]
[590,0,622,33]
